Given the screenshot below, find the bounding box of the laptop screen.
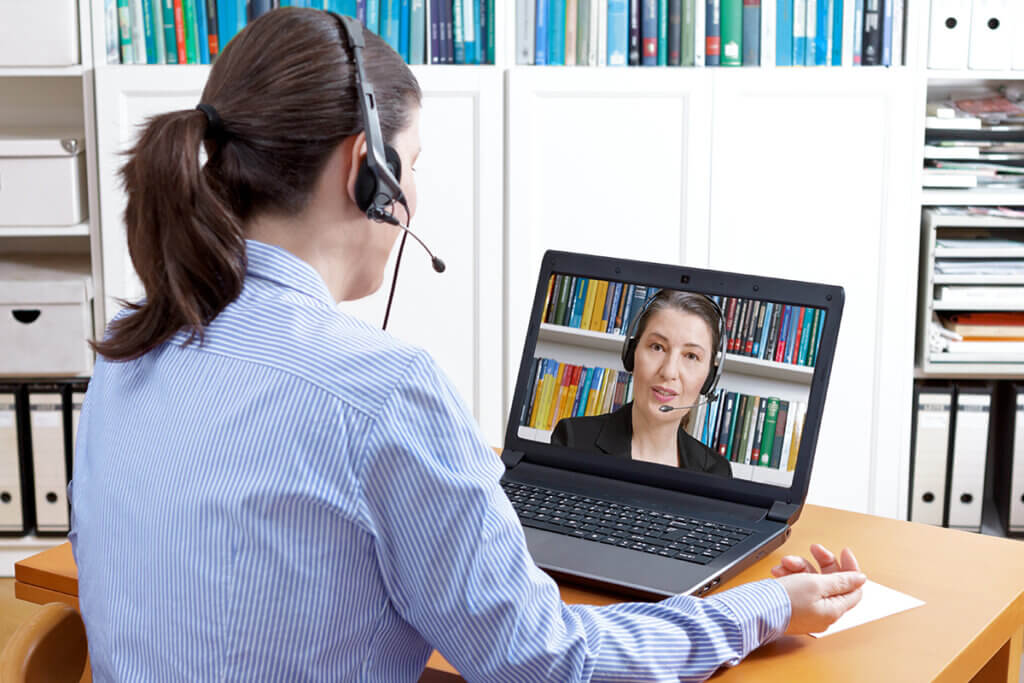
[506,251,843,502]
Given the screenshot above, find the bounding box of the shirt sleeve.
[358,349,791,682]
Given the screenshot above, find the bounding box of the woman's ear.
[345,131,368,207]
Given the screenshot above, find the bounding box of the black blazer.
[550,402,733,478]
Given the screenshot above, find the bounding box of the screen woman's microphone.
[658,393,719,413]
[370,207,446,273]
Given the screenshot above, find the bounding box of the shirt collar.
[244,239,336,307]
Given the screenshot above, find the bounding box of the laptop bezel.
[503,250,845,514]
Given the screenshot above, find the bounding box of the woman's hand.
[770,544,866,635]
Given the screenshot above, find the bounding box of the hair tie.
[195,103,224,138]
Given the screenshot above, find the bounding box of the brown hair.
[93,8,422,361]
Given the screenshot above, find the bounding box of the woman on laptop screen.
[551,289,733,478]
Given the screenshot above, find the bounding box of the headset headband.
[335,14,403,210]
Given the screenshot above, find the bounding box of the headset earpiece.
[354,144,402,215]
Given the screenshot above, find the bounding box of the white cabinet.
[706,68,920,515]
[338,66,505,445]
[92,64,506,444]
[505,66,713,405]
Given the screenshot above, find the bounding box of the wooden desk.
[15,505,1024,682]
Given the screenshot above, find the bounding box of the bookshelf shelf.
[0,223,90,238]
[926,70,1024,82]
[921,190,1024,206]
[538,324,814,385]
[933,301,1024,312]
[0,66,85,77]
[0,535,66,578]
[934,248,1024,258]
[932,275,1024,285]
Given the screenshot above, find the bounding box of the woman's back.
[70,242,454,680]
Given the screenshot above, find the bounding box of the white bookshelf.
[0,0,100,571]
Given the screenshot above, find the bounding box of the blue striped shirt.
[69,240,790,682]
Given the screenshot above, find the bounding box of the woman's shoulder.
[679,429,733,477]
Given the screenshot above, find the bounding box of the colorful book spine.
[205,0,220,59]
[487,0,495,62]
[549,0,565,64]
[775,0,792,64]
[797,307,813,365]
[814,0,828,64]
[195,0,210,63]
[399,0,411,59]
[605,283,622,334]
[628,0,641,64]
[216,0,237,52]
[567,278,586,328]
[576,0,589,66]
[705,0,720,65]
[830,0,841,64]
[152,0,167,63]
[607,0,628,64]
[105,0,121,63]
[383,0,401,54]
[681,0,695,65]
[861,0,880,65]
[758,397,779,465]
[565,0,578,64]
[720,0,741,65]
[141,0,159,63]
[367,0,380,35]
[118,0,135,64]
[535,0,550,63]
[657,0,669,65]
[880,0,891,65]
[792,0,805,64]
[742,0,759,64]
[182,0,199,63]
[130,0,148,63]
[769,400,788,468]
[668,0,682,64]
[173,0,187,63]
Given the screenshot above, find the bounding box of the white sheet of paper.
[809,580,925,638]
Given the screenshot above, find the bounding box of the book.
[367,0,381,35]
[792,0,805,64]
[607,0,629,64]
[775,0,791,65]
[162,0,179,63]
[942,312,1024,339]
[383,0,401,55]
[542,275,557,322]
[769,400,788,468]
[194,0,210,62]
[658,0,669,64]
[567,278,585,328]
[794,307,809,364]
[682,0,696,64]
[629,0,641,63]
[668,0,682,64]
[173,0,187,63]
[535,0,549,62]
[733,394,751,461]
[725,391,742,460]
[778,400,795,469]
[581,279,600,330]
[742,0,760,64]
[577,0,590,64]
[879,0,890,65]
[486,0,495,62]
[758,397,780,465]
[141,0,159,63]
[464,0,478,63]
[606,283,623,334]
[752,302,769,356]
[830,0,841,64]
[851,0,862,63]
[750,397,767,463]
[400,0,412,60]
[720,0,742,65]
[814,0,828,65]
[861,0,880,65]
[743,396,760,463]
[599,281,616,332]
[131,0,149,63]
[641,0,658,64]
[182,0,200,63]
[803,0,814,65]
[716,391,736,457]
[118,0,135,64]
[516,0,534,62]
[705,0,720,65]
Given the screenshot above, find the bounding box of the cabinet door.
[505,67,712,411]
[94,65,211,322]
[338,67,504,445]
[707,69,919,515]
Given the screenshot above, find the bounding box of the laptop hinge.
[767,501,799,524]
[501,450,525,469]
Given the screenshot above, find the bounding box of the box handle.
[11,309,41,324]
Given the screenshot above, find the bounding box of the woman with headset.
[551,289,733,477]
[69,8,865,682]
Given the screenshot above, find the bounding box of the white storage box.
[0,256,93,376]
[0,1,80,66]
[0,136,87,227]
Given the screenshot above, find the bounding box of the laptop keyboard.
[501,481,753,565]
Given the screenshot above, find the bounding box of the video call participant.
[69,8,865,681]
[552,289,733,478]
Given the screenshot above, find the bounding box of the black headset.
[334,14,404,222]
[620,290,727,400]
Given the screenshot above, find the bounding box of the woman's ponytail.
[92,108,246,361]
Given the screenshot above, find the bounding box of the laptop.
[499,250,844,598]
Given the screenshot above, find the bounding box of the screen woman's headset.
[333,14,445,328]
[620,290,727,412]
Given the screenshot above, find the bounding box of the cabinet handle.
[11,309,41,324]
